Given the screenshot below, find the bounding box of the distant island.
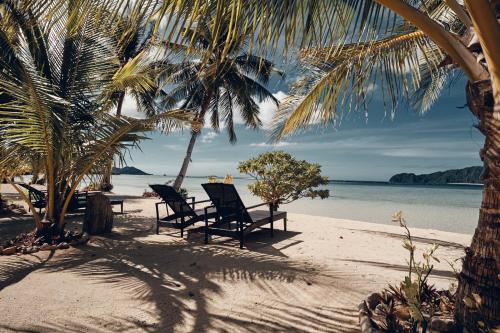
[112,166,151,175]
[389,166,483,185]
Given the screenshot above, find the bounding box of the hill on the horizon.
[112,166,151,175]
[389,166,483,185]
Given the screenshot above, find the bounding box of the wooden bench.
[110,199,124,214]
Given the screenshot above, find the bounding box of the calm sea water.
[110,175,482,234]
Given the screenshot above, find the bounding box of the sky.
[121,73,484,182]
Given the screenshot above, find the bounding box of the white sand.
[0,194,471,333]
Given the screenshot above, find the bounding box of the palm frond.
[272,29,445,139]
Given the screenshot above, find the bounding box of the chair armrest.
[246,202,270,210]
[193,199,211,205]
[204,204,216,215]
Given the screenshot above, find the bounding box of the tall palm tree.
[158,17,283,190]
[154,0,499,330]
[100,2,170,190]
[0,0,189,231]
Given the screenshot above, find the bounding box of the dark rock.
[81,232,90,242]
[430,317,455,332]
[2,246,17,255]
[40,243,57,251]
[57,242,70,250]
[188,291,195,297]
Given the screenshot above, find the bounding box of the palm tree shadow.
[0,251,54,292]
[0,215,361,332]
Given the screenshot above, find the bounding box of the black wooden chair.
[149,184,217,237]
[201,183,287,249]
[18,183,88,214]
[18,183,46,213]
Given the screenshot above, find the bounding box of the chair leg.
[284,217,287,231]
[121,202,123,214]
[240,234,244,249]
[156,220,160,234]
[271,220,274,237]
[181,228,184,238]
[204,214,209,244]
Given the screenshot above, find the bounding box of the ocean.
[109,175,482,235]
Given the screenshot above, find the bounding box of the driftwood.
[83,193,113,235]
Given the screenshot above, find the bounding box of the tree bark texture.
[456,80,500,331]
[83,193,114,235]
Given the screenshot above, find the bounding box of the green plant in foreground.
[238,151,329,209]
[392,211,440,333]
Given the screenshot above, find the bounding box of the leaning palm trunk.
[173,131,199,190]
[173,90,213,190]
[456,80,500,330]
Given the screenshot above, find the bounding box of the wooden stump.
[83,193,113,235]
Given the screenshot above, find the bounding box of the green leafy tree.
[0,0,189,232]
[238,151,329,210]
[158,16,283,190]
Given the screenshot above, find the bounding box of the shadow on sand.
[0,214,362,333]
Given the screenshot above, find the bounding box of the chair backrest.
[149,184,195,216]
[18,183,45,202]
[201,183,251,223]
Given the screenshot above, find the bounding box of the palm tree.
[0,0,189,232]
[158,17,283,190]
[100,3,169,190]
[154,1,499,330]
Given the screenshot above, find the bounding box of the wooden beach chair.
[18,183,46,213]
[18,183,88,213]
[149,184,217,237]
[201,183,287,249]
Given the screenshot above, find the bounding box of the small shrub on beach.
[238,151,329,209]
[142,190,159,198]
[364,212,461,333]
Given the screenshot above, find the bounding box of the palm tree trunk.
[173,131,199,190]
[173,90,214,190]
[101,93,125,189]
[455,80,500,331]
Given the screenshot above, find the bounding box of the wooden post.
[83,193,113,235]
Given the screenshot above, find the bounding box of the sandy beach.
[0,191,471,333]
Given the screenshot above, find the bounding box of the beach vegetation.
[238,151,329,209]
[0,1,190,234]
[157,15,283,190]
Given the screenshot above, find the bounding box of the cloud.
[249,141,297,148]
[201,131,218,143]
[120,95,145,119]
[227,91,289,128]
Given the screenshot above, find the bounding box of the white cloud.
[221,91,289,128]
[249,141,297,148]
[257,91,288,128]
[120,95,145,119]
[201,131,218,143]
